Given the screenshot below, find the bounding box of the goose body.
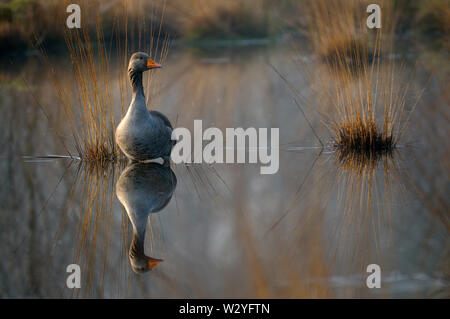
[116,162,177,273]
[115,52,174,162]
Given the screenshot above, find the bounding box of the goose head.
[128,52,162,73]
[129,249,163,274]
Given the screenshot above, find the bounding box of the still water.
[0,41,448,298]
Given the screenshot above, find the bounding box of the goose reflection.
[116,162,177,274]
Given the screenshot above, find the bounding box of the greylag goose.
[116,162,177,273]
[115,52,174,163]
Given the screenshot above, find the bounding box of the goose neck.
[130,228,145,258]
[129,69,145,98]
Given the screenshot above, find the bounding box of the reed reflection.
[116,162,177,274]
[331,148,399,250]
[270,147,402,278]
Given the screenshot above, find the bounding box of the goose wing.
[149,110,176,146]
[149,110,173,129]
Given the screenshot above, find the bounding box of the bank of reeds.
[1,0,448,54]
[1,0,275,52]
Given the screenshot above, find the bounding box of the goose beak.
[147,58,162,69]
[147,257,163,270]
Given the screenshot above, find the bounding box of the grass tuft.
[55,26,120,162]
[333,116,394,151]
[284,0,417,155]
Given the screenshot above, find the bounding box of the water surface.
[0,41,448,298]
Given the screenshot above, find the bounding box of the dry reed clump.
[324,33,410,153]
[295,1,409,153]
[334,116,394,151]
[325,57,404,154]
[53,27,120,162]
[302,22,410,155]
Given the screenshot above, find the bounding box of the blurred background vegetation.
[0,0,448,52]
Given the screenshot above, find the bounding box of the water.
[0,41,448,298]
